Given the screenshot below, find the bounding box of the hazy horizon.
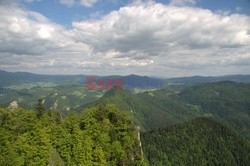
[1,69,250,79]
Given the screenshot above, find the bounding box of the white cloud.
[0,0,18,5]
[0,1,250,76]
[71,3,250,66]
[79,0,98,7]
[57,0,98,8]
[0,5,91,73]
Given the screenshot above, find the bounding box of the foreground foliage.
[0,105,146,165]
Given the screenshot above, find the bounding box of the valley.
[0,70,250,165]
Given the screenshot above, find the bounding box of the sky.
[0,0,250,77]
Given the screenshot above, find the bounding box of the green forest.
[141,117,250,166]
[0,104,146,166]
[1,0,250,163]
[0,72,250,166]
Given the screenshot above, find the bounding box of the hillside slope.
[90,88,203,131]
[141,117,250,166]
[175,81,250,139]
[88,81,250,141]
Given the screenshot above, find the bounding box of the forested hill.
[1,81,250,165]
[0,105,147,165]
[91,88,203,131]
[174,81,250,139]
[88,81,250,140]
[141,117,250,166]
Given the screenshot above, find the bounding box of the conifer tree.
[37,98,45,118]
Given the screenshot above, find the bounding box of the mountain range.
[0,70,250,165]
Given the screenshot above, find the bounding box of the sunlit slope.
[92,88,203,131]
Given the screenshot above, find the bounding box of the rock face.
[52,100,58,110]
[136,126,143,156]
[9,101,18,110]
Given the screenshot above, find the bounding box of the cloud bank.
[0,1,250,76]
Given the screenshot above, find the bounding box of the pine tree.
[37,98,45,118]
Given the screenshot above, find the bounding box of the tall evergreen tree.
[37,98,45,118]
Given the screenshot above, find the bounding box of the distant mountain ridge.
[166,75,250,83]
[0,70,164,89]
[1,70,250,88]
[0,70,90,87]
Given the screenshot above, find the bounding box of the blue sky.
[23,0,250,27]
[0,0,250,77]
